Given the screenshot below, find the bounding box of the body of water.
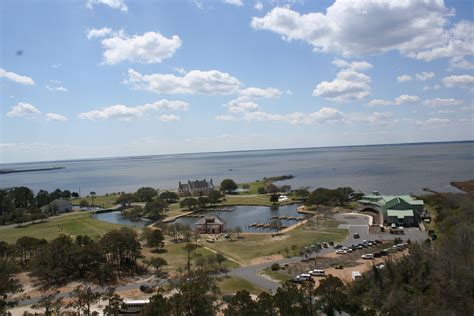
[173,204,306,232]
[1,141,473,195]
[93,211,152,228]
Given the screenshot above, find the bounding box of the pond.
[173,203,305,232]
[93,211,152,228]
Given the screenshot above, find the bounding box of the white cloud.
[251,1,473,64]
[368,95,420,107]
[94,31,181,65]
[86,0,128,12]
[0,68,35,85]
[86,27,113,39]
[46,113,68,122]
[423,98,463,107]
[415,72,436,81]
[215,115,238,121]
[254,1,263,10]
[421,84,441,91]
[223,0,243,6]
[397,75,412,83]
[126,68,240,95]
[238,87,282,101]
[313,68,371,102]
[46,85,68,92]
[331,58,372,71]
[346,112,394,125]
[410,21,474,63]
[159,114,180,122]
[243,107,344,125]
[449,56,474,70]
[79,99,188,120]
[7,103,41,117]
[225,100,260,113]
[51,64,62,68]
[415,117,450,126]
[442,75,474,89]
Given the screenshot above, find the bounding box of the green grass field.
[203,218,348,264]
[216,276,264,295]
[71,194,120,208]
[0,212,127,243]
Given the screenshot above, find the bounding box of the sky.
[0,0,473,163]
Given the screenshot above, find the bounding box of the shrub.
[271,263,280,271]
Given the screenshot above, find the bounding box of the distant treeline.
[0,187,78,225]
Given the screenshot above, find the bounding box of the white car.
[336,249,347,254]
[309,270,325,276]
[362,254,374,259]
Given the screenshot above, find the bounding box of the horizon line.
[1,139,473,166]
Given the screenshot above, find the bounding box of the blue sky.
[1,0,473,163]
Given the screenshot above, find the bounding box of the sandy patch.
[250,254,284,265]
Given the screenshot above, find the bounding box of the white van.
[309,269,325,276]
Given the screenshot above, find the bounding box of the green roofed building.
[359,191,424,226]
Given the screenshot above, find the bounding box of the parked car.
[362,254,374,259]
[391,223,397,228]
[353,233,360,238]
[309,270,325,277]
[336,249,347,254]
[334,264,343,269]
[322,242,329,248]
[373,252,381,258]
[380,250,389,256]
[140,284,153,293]
[334,244,343,249]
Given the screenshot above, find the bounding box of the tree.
[216,253,226,271]
[67,284,102,316]
[220,179,238,193]
[291,244,298,256]
[183,231,197,272]
[71,192,80,198]
[0,260,22,313]
[102,287,123,316]
[242,184,250,191]
[116,193,133,208]
[294,188,310,198]
[270,194,280,205]
[265,183,279,194]
[141,293,172,316]
[11,186,34,208]
[197,196,209,208]
[90,191,96,208]
[144,229,165,252]
[80,199,89,209]
[224,290,258,316]
[280,185,292,193]
[148,257,168,278]
[180,197,198,210]
[207,190,222,204]
[315,275,348,316]
[257,187,266,194]
[144,198,168,221]
[32,288,63,316]
[36,190,51,208]
[256,291,275,315]
[159,191,179,203]
[135,187,158,202]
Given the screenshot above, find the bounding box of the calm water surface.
[93,211,152,228]
[1,142,473,195]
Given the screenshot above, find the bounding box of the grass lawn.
[142,241,239,274]
[260,267,290,283]
[0,212,127,243]
[216,276,264,295]
[203,217,348,264]
[71,193,120,208]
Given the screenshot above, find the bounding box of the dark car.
[334,244,343,249]
[373,252,382,258]
[353,233,360,239]
[140,284,153,293]
[380,250,388,256]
